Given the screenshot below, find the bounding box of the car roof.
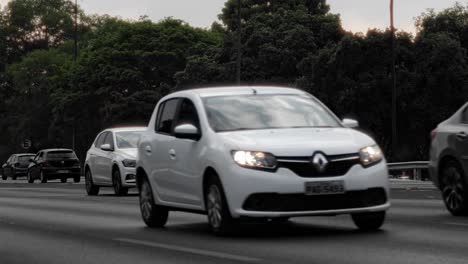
[15,153,35,156]
[103,126,147,133]
[41,149,74,153]
[167,86,307,99]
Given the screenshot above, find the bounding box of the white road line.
[114,238,261,263]
[444,222,468,227]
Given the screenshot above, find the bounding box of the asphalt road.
[1,178,467,264]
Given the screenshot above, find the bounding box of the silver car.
[429,102,468,215]
[85,127,146,196]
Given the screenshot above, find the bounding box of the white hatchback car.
[85,127,146,196]
[137,87,390,234]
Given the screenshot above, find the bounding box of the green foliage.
[1,0,468,162]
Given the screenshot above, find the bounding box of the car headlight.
[122,159,136,168]
[231,151,277,170]
[359,145,383,167]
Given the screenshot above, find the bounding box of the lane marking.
[444,222,468,227]
[114,238,261,263]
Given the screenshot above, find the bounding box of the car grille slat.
[277,153,360,177]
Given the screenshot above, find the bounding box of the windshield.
[203,94,341,132]
[116,131,143,149]
[46,151,77,159]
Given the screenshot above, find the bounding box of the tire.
[61,177,67,183]
[205,175,238,235]
[74,176,81,183]
[440,160,468,216]
[352,211,386,231]
[27,171,34,183]
[2,173,7,180]
[40,170,47,183]
[113,169,128,196]
[139,176,168,228]
[12,173,17,181]
[85,169,100,196]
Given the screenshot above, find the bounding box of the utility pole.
[236,0,241,85]
[390,0,397,160]
[72,0,78,150]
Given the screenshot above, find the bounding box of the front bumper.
[220,161,390,218]
[121,166,137,187]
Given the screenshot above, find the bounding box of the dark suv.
[1,153,35,180]
[27,149,82,183]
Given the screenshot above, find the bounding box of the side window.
[156,99,180,135]
[94,132,107,147]
[176,99,200,129]
[7,155,13,163]
[103,132,115,149]
[462,107,468,124]
[37,152,44,161]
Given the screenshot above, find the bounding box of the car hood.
[218,128,376,156]
[115,148,138,159]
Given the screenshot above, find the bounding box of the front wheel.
[85,169,100,196]
[440,160,468,216]
[205,177,238,235]
[139,176,168,228]
[352,211,386,231]
[2,173,7,180]
[113,169,128,196]
[40,170,47,183]
[27,171,34,183]
[60,177,67,183]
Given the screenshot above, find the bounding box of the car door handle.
[145,146,152,153]
[456,132,468,140]
[169,149,176,159]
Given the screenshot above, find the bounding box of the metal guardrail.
[387,161,429,170]
[387,161,429,181]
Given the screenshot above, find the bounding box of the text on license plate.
[305,181,345,195]
[57,170,69,174]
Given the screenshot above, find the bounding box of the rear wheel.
[352,211,386,231]
[40,170,47,183]
[113,169,128,196]
[73,176,80,183]
[440,160,468,216]
[2,173,7,180]
[85,169,100,196]
[12,173,17,180]
[139,176,168,228]
[205,176,238,235]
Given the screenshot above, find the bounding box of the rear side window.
[46,151,77,159]
[156,99,180,135]
[462,107,468,124]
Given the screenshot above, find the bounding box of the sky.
[0,0,464,34]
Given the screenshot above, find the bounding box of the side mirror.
[342,118,359,128]
[100,144,114,152]
[174,124,201,141]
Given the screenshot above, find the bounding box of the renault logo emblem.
[312,153,328,172]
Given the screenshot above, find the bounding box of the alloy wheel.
[207,185,223,229]
[140,180,153,221]
[442,166,465,212]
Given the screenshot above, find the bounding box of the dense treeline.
[0,0,467,162]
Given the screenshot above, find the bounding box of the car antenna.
[252,88,257,95]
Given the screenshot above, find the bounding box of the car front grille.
[277,153,361,177]
[243,188,387,212]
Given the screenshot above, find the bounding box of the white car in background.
[137,87,390,235]
[85,127,146,196]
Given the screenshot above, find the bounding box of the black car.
[1,153,36,180]
[27,149,82,183]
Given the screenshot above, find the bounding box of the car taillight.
[431,129,437,140]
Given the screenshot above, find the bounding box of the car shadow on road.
[143,220,388,240]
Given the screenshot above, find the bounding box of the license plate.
[305,181,345,195]
[57,170,69,174]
